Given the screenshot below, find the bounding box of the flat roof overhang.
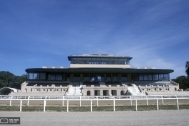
[68,56,133,61]
[26,68,174,74]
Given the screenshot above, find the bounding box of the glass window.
[106,77,111,81]
[33,73,39,79]
[56,74,62,80]
[90,77,95,82]
[147,74,152,80]
[28,73,34,79]
[40,73,46,80]
[153,74,158,80]
[48,74,55,80]
[97,76,101,82]
[121,76,127,82]
[113,76,118,82]
[159,74,164,80]
[74,77,80,82]
[139,74,143,81]
[164,74,169,80]
[143,74,148,81]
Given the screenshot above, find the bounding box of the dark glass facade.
[27,72,170,82]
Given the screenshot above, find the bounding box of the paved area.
[0,110,189,126]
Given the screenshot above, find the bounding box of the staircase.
[66,85,82,96]
[128,84,146,96]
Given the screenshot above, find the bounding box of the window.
[139,75,143,81]
[121,76,127,82]
[163,74,169,80]
[147,74,152,80]
[27,73,46,80]
[48,74,62,81]
[143,74,148,81]
[159,74,164,80]
[87,91,90,96]
[153,74,158,81]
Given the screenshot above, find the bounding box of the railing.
[1,95,189,112]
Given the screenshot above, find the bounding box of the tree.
[0,71,26,89]
[186,61,189,76]
[172,76,189,89]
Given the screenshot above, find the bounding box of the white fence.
[1,95,189,112]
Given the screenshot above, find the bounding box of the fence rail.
[0,95,189,112]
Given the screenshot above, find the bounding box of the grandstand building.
[13,54,180,96]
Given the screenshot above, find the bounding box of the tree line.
[0,71,26,89]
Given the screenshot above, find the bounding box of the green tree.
[0,71,26,89]
[172,76,189,90]
[186,61,189,76]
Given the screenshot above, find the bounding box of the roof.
[68,55,132,61]
[26,68,174,74]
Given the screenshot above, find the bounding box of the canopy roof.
[26,68,174,74]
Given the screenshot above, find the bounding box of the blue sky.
[0,0,189,79]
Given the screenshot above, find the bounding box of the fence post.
[9,96,12,106]
[96,97,98,106]
[43,100,46,112]
[27,96,30,106]
[62,96,64,106]
[130,96,132,106]
[176,98,179,110]
[161,96,164,105]
[146,96,148,106]
[91,100,92,112]
[157,99,159,110]
[20,100,22,112]
[67,100,69,112]
[113,98,115,112]
[80,96,81,107]
[135,100,137,111]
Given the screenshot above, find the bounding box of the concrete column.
[100,90,103,96]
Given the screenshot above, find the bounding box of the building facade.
[14,54,179,96]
